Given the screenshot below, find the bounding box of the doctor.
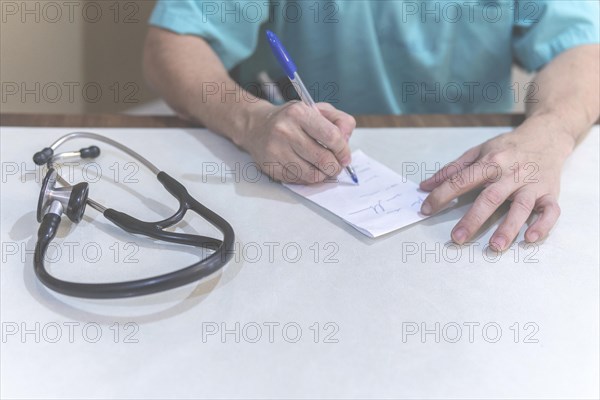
[143,1,599,250]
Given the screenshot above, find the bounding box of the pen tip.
[352,176,359,184]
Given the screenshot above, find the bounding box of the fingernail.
[528,232,540,242]
[420,201,432,215]
[492,236,507,251]
[452,228,467,244]
[342,156,351,167]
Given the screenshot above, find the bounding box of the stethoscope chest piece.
[37,168,89,224]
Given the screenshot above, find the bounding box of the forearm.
[143,27,272,146]
[525,44,600,150]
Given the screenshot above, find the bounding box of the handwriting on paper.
[284,150,432,238]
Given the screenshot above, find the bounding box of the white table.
[1,126,598,399]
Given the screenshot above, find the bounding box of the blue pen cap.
[266,30,297,80]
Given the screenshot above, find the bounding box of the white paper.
[284,150,430,237]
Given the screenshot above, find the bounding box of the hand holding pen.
[266,30,359,184]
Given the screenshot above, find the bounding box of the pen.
[266,30,359,184]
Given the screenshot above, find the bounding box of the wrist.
[520,112,577,158]
[228,99,275,149]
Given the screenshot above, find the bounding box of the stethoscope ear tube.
[33,172,235,299]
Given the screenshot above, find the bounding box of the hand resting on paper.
[419,45,599,251]
[419,117,570,251]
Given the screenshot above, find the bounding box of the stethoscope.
[32,132,235,299]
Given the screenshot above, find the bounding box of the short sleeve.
[149,0,269,70]
[512,0,600,72]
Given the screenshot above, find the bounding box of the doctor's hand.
[240,101,356,184]
[418,117,576,251]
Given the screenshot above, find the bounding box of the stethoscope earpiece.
[33,147,54,166]
[37,168,89,223]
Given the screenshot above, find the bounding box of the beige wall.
[1,0,156,114]
[1,0,533,115]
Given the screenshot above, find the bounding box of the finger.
[270,153,328,184]
[450,182,515,245]
[420,162,486,215]
[291,135,342,178]
[489,191,536,251]
[420,146,481,192]
[525,194,561,243]
[288,155,329,184]
[316,103,357,141]
[277,105,344,177]
[288,103,352,167]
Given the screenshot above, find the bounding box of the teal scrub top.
[149,0,599,115]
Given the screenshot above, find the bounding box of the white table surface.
[1,126,598,399]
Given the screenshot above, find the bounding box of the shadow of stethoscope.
[15,214,245,325]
